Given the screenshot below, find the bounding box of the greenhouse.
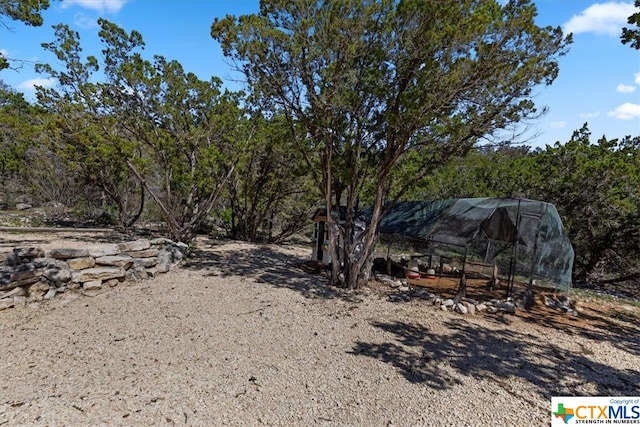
[373,198,574,294]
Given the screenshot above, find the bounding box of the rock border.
[375,273,579,317]
[0,238,187,310]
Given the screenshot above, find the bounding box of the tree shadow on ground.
[515,302,640,358]
[348,318,640,397]
[185,243,361,302]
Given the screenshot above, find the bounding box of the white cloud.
[73,13,99,29]
[61,0,127,14]
[635,72,640,85]
[550,121,567,129]
[0,49,8,58]
[17,78,56,90]
[617,83,637,93]
[563,2,636,36]
[607,102,640,119]
[579,111,601,119]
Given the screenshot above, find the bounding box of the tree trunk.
[343,178,387,289]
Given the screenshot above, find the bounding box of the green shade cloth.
[370,198,574,290]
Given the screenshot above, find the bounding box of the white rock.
[13,296,27,307]
[44,288,57,300]
[0,297,14,310]
[127,248,159,258]
[150,237,174,246]
[104,278,121,287]
[72,267,125,283]
[133,258,157,268]
[83,280,102,291]
[455,303,468,314]
[89,244,120,258]
[95,255,133,268]
[4,286,26,298]
[497,302,516,314]
[117,239,151,253]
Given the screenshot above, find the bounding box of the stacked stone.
[0,238,187,310]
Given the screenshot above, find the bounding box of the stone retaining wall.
[0,238,187,310]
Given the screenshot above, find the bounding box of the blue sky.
[1,0,639,148]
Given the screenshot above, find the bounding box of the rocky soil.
[1,231,639,426]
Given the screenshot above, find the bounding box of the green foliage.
[35,19,248,242]
[621,0,640,49]
[0,0,51,26]
[35,23,143,229]
[409,124,640,284]
[0,82,35,177]
[531,126,640,282]
[0,0,54,70]
[224,112,317,242]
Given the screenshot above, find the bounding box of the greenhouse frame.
[373,198,574,295]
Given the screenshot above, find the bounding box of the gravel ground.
[1,237,639,426]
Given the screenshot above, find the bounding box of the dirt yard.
[1,230,639,426]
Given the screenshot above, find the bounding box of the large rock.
[3,287,26,298]
[13,296,27,307]
[44,288,57,300]
[72,267,125,283]
[67,257,96,270]
[117,239,151,253]
[14,247,45,259]
[132,266,149,280]
[8,276,41,288]
[48,248,90,260]
[497,301,516,314]
[133,257,157,268]
[44,264,73,284]
[95,255,133,269]
[2,253,21,266]
[0,266,12,285]
[104,278,121,287]
[455,303,468,314]
[27,281,49,301]
[28,281,51,293]
[466,303,476,315]
[156,250,173,273]
[83,280,102,291]
[150,237,174,246]
[0,264,45,288]
[89,244,120,258]
[0,298,14,310]
[126,248,159,258]
[30,257,59,268]
[175,242,189,255]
